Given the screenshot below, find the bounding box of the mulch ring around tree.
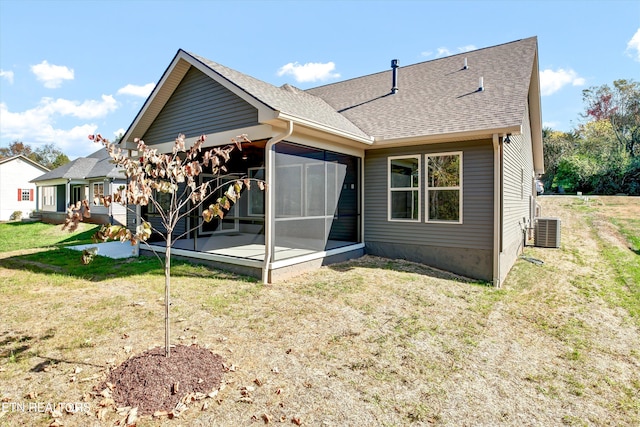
[98,344,225,417]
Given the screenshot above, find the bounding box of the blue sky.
[1,0,639,159]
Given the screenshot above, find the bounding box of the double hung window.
[388,156,420,221]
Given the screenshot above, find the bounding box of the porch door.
[72,186,83,205]
[199,173,240,235]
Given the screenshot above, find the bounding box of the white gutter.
[275,112,373,145]
[492,134,502,288]
[262,120,294,284]
[372,125,522,148]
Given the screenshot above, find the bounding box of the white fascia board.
[33,178,68,186]
[275,112,374,145]
[529,52,545,175]
[370,125,523,148]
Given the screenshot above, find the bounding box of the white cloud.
[277,61,340,83]
[0,69,14,84]
[458,45,477,53]
[0,95,118,157]
[626,28,640,62]
[37,95,118,119]
[542,121,559,129]
[117,82,155,97]
[31,60,74,89]
[539,68,586,96]
[435,45,477,58]
[114,128,126,138]
[421,51,433,58]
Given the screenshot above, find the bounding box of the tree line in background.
[0,141,70,170]
[542,79,639,195]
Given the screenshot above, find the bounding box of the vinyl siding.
[499,103,535,281]
[364,139,494,250]
[502,103,534,253]
[142,66,258,144]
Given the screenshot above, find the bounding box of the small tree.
[66,133,263,357]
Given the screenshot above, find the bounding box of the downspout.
[492,134,502,288]
[262,120,294,284]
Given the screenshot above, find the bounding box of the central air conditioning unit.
[534,217,561,248]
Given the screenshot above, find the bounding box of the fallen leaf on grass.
[74,366,82,374]
[99,397,115,407]
[153,410,169,418]
[254,378,263,386]
[222,363,237,372]
[124,346,132,354]
[117,406,132,416]
[96,407,109,421]
[25,391,38,399]
[201,401,209,411]
[48,420,62,427]
[271,367,280,374]
[49,409,63,418]
[262,413,271,424]
[292,417,302,425]
[126,407,138,425]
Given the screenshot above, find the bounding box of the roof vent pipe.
[479,76,484,92]
[391,59,399,94]
[463,57,468,69]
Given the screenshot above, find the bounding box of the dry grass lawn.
[0,196,639,426]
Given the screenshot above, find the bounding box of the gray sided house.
[118,37,543,286]
[31,149,127,225]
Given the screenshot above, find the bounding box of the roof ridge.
[307,36,537,92]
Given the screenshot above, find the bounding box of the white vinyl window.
[426,152,462,223]
[43,187,55,206]
[92,182,104,206]
[388,155,420,221]
[21,189,31,201]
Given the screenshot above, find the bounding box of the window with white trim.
[21,189,31,201]
[43,186,55,206]
[426,152,462,223]
[388,155,420,221]
[92,182,104,206]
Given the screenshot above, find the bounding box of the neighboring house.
[0,155,49,221]
[117,37,544,285]
[31,149,127,225]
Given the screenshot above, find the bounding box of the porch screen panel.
[274,142,360,261]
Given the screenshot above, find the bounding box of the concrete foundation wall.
[365,241,492,282]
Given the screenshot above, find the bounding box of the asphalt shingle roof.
[32,149,123,182]
[306,37,537,140]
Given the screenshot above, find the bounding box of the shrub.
[10,211,22,221]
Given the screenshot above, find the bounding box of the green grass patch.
[0,222,99,253]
